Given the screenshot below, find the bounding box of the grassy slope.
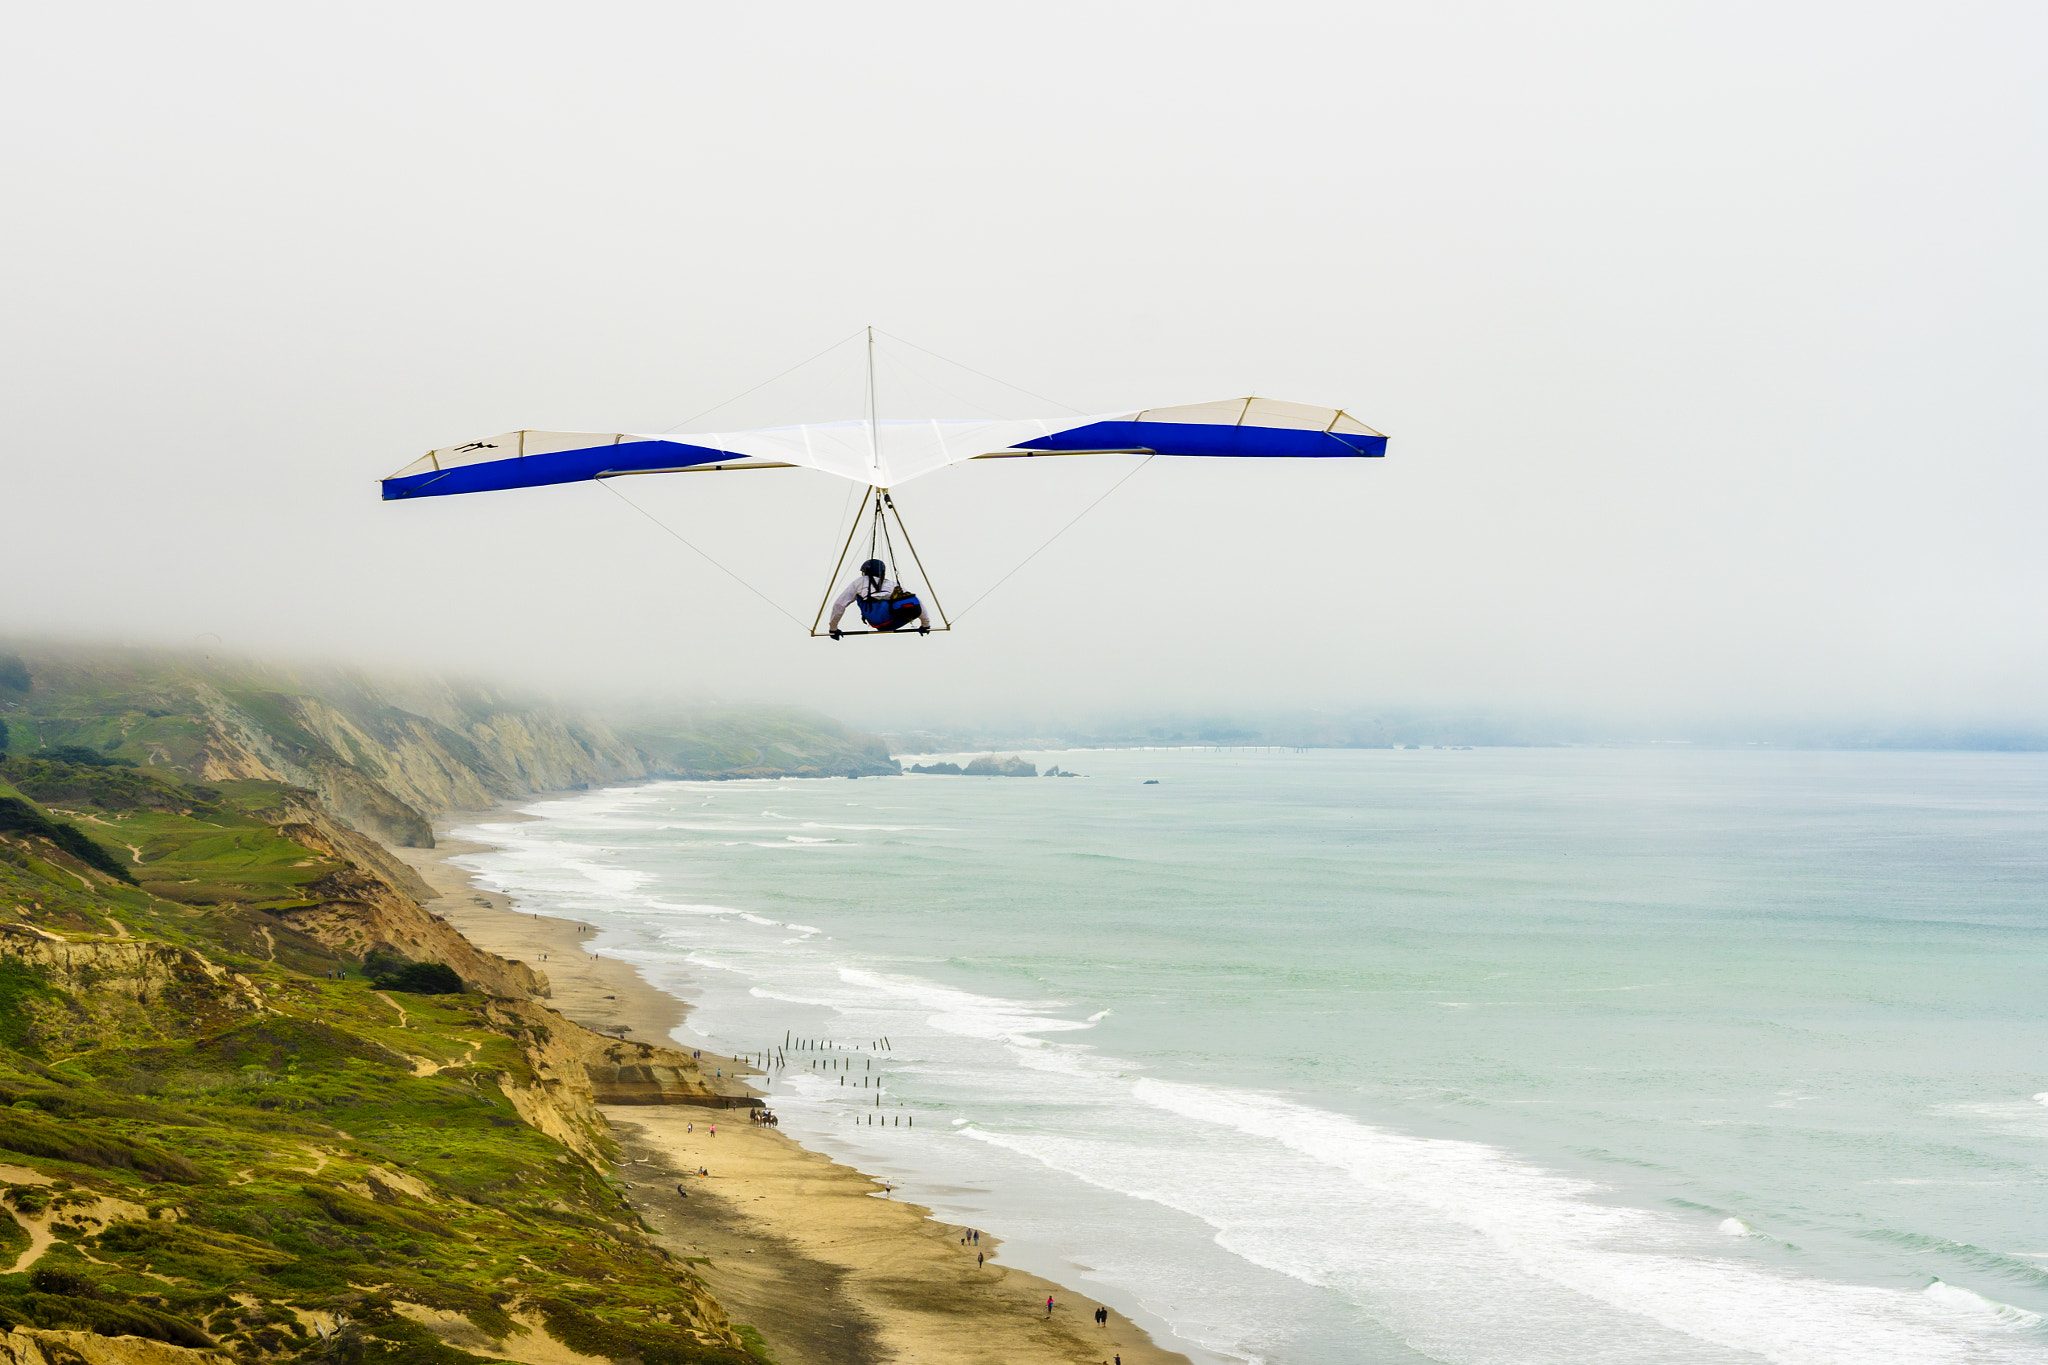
[0,761,751,1365]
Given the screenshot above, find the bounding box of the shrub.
[0,1109,206,1182]
[5,1184,52,1214]
[301,1184,453,1239]
[533,1297,750,1365]
[0,961,64,1054]
[36,745,134,769]
[16,1289,214,1349]
[196,1017,409,1073]
[365,955,464,996]
[28,1267,95,1298]
[4,759,198,812]
[18,1266,214,1349]
[0,797,136,884]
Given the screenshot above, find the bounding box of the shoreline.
[388,794,1192,1365]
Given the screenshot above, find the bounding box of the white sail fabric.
[382,399,1384,498]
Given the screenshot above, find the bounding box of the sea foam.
[445,756,2048,1365]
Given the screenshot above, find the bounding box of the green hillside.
[0,755,750,1365]
[0,644,897,850]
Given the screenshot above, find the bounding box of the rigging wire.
[868,494,898,571]
[658,328,867,434]
[952,455,1156,621]
[874,347,1013,420]
[596,478,805,626]
[873,329,1084,415]
[829,477,866,568]
[626,326,1119,633]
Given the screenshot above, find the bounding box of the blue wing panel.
[381,440,747,500]
[1012,421,1386,459]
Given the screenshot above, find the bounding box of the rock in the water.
[910,755,1038,777]
[963,754,1037,777]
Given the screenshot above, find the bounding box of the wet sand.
[389,807,1190,1365]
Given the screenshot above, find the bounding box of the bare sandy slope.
[391,811,1189,1365]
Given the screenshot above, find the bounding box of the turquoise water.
[452,748,2048,1364]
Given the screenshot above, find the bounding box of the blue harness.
[858,581,920,628]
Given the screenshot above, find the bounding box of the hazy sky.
[5,1,2043,732]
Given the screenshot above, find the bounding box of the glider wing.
[381,401,1382,501]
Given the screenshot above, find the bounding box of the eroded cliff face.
[368,678,650,798]
[0,930,264,1053]
[274,683,649,832]
[259,797,547,1001]
[257,796,745,1133]
[0,1328,229,1365]
[474,997,742,1167]
[0,743,754,1365]
[184,680,644,850]
[4,645,901,858]
[562,1022,735,1108]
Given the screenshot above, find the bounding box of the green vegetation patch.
[302,1185,454,1240]
[30,746,134,770]
[534,1296,748,1365]
[194,1017,412,1074]
[129,811,333,873]
[94,1217,291,1280]
[4,1265,215,1349]
[0,757,208,813]
[0,1108,206,1183]
[0,797,135,885]
[0,730,750,1363]
[366,954,464,996]
[0,1207,29,1261]
[0,962,65,1055]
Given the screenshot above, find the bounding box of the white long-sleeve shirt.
[828,575,929,630]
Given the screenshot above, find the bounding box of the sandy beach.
[390,808,1190,1365]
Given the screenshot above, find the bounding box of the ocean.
[449,747,2048,1365]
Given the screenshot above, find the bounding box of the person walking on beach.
[977,1251,984,1268]
[1045,1295,1055,1317]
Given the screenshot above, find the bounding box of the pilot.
[827,559,930,637]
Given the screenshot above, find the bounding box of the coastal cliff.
[0,659,800,1365]
[0,643,1196,1365]
[0,644,898,849]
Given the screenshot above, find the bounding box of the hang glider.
[384,325,1389,640]
[380,398,1386,501]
